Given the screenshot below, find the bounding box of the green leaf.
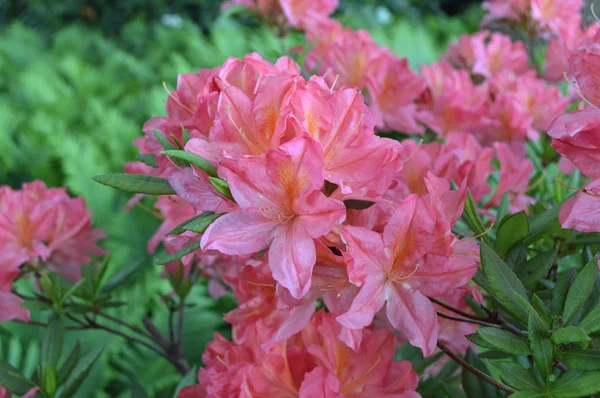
[495,211,529,257]
[524,204,561,245]
[528,309,553,382]
[494,191,511,232]
[552,370,600,397]
[153,129,176,151]
[552,326,590,349]
[557,350,600,370]
[516,250,557,289]
[42,315,64,368]
[466,333,497,350]
[462,192,492,245]
[531,294,551,325]
[487,362,542,391]
[167,212,225,235]
[155,242,201,265]
[481,242,530,323]
[509,391,547,398]
[58,341,81,384]
[343,199,375,210]
[92,173,176,195]
[476,328,531,355]
[58,346,104,398]
[579,301,600,334]
[562,256,599,325]
[209,177,235,202]
[173,366,198,398]
[100,260,145,296]
[130,378,150,398]
[462,348,501,398]
[20,300,53,311]
[441,382,467,398]
[42,364,58,397]
[0,361,36,395]
[160,149,218,177]
[136,154,157,168]
[552,269,576,316]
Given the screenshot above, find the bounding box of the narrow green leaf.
[59,346,105,398]
[528,309,553,382]
[161,149,218,177]
[58,342,81,384]
[153,129,176,150]
[209,177,235,202]
[553,370,600,397]
[509,391,547,398]
[466,333,497,350]
[487,362,542,391]
[173,366,198,398]
[92,173,176,195]
[557,350,600,370]
[130,378,150,398]
[563,256,599,325]
[100,260,145,296]
[481,242,530,323]
[20,300,53,311]
[136,154,157,168]
[155,242,201,265]
[552,269,576,316]
[462,348,501,398]
[495,211,529,257]
[531,294,551,325]
[552,327,590,349]
[494,191,511,233]
[462,192,492,245]
[477,328,531,355]
[0,361,36,395]
[580,301,600,334]
[516,250,557,289]
[343,199,375,210]
[42,364,58,397]
[441,382,468,398]
[524,205,561,245]
[167,212,225,235]
[42,315,64,368]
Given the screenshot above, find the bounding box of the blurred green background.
[0,1,481,396]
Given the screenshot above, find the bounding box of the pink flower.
[544,24,600,83]
[0,387,38,398]
[559,179,600,232]
[567,30,600,108]
[201,136,346,299]
[280,0,338,30]
[0,181,105,280]
[365,54,426,134]
[0,271,29,323]
[549,109,600,179]
[337,195,477,356]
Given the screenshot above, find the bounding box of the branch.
[430,297,490,321]
[437,341,517,394]
[436,311,502,328]
[95,311,154,340]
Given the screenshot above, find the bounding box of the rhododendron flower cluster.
[0,181,104,322]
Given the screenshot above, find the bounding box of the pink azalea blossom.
[549,108,600,179]
[337,194,477,356]
[0,387,38,398]
[0,181,105,280]
[0,271,29,323]
[201,136,346,299]
[559,179,600,232]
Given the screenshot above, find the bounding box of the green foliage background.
[0,2,481,396]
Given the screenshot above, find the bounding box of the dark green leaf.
[495,211,529,257]
[0,361,36,395]
[58,342,81,384]
[59,346,105,398]
[42,315,64,368]
[487,362,542,391]
[161,149,218,177]
[462,192,492,245]
[580,301,600,334]
[100,260,145,295]
[552,370,600,397]
[466,333,497,350]
[477,328,531,355]
[209,177,235,202]
[563,256,599,325]
[524,205,561,245]
[531,294,551,325]
[167,212,225,235]
[155,242,201,265]
[130,379,149,398]
[508,391,546,398]
[136,154,157,168]
[552,269,576,316]
[494,191,511,233]
[557,350,600,370]
[516,250,557,289]
[552,327,590,349]
[20,300,53,311]
[481,242,529,323]
[343,199,375,210]
[528,309,553,382]
[441,382,467,398]
[462,348,501,398]
[92,173,176,195]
